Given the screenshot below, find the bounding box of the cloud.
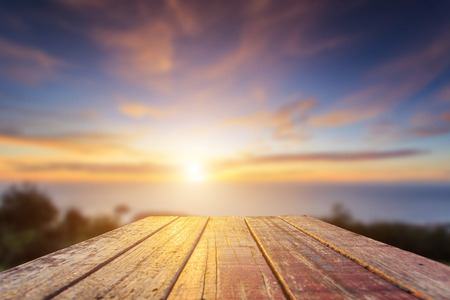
[93,20,175,91]
[404,127,450,138]
[0,130,136,155]
[405,126,450,137]
[119,102,164,119]
[12,161,173,174]
[166,0,202,35]
[311,27,450,127]
[197,1,347,83]
[310,106,383,127]
[368,111,450,142]
[0,101,130,154]
[371,33,450,85]
[435,86,450,103]
[443,111,450,122]
[9,148,428,179]
[213,148,428,171]
[0,38,65,85]
[223,97,316,141]
[56,0,353,99]
[251,86,266,101]
[309,82,408,128]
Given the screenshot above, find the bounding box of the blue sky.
[0,0,449,182]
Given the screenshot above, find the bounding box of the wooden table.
[0,216,449,299]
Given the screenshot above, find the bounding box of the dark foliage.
[321,203,450,263]
[0,184,57,231]
[0,184,120,270]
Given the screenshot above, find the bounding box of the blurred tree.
[114,204,130,216]
[0,184,59,268]
[0,183,58,231]
[321,203,450,264]
[325,203,353,227]
[89,215,119,237]
[0,183,120,271]
[60,208,89,245]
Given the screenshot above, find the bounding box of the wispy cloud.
[223,97,316,141]
[118,101,164,119]
[94,20,175,92]
[0,37,66,85]
[368,110,450,142]
[6,148,428,180]
[0,130,136,155]
[311,27,450,127]
[166,0,203,35]
[1,1,448,182]
[435,86,450,104]
[443,111,450,122]
[404,127,450,138]
[206,148,429,179]
[59,0,353,96]
[195,1,351,85]
[310,105,383,127]
[214,148,427,170]
[12,161,173,174]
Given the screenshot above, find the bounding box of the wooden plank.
[0,216,177,299]
[54,217,208,299]
[246,216,415,299]
[281,215,450,300]
[168,216,286,299]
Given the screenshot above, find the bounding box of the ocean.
[0,182,449,224]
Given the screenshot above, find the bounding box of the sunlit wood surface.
[0,216,449,299]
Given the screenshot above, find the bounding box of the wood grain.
[1,215,448,299]
[168,216,286,299]
[54,217,208,299]
[0,216,177,299]
[280,215,450,300]
[246,216,415,299]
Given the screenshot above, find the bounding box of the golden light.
[185,162,207,182]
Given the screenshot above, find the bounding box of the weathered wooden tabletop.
[0,216,449,299]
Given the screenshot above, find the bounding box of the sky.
[0,0,449,183]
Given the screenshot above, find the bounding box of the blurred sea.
[0,182,449,224]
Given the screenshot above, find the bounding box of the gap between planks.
[162,217,210,299]
[277,216,425,300]
[7,216,439,299]
[44,217,181,300]
[244,217,295,300]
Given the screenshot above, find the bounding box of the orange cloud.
[310,106,383,127]
[194,1,345,85]
[94,20,175,91]
[443,111,450,122]
[3,148,430,182]
[0,131,136,155]
[119,102,164,119]
[166,0,202,35]
[12,161,174,174]
[223,97,316,140]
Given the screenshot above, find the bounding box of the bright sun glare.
[186,162,207,182]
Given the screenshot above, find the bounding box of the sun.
[185,162,207,182]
